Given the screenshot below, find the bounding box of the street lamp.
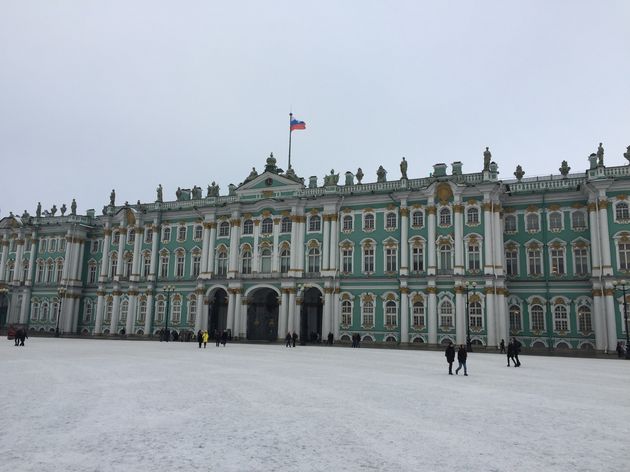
[162,285,175,342]
[612,279,629,359]
[464,281,477,352]
[56,287,66,337]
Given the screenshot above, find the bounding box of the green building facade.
[1,147,630,352]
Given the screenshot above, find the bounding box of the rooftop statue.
[400,157,408,179]
[345,171,354,186]
[110,189,116,206]
[36,202,42,218]
[60,204,67,216]
[192,186,202,200]
[324,169,339,186]
[514,165,525,181]
[376,165,387,183]
[71,199,77,215]
[51,205,57,216]
[22,210,29,219]
[228,183,236,196]
[483,147,492,171]
[207,181,220,197]
[597,142,604,166]
[356,167,364,184]
[245,167,258,182]
[559,160,571,177]
[156,184,163,203]
[265,153,278,173]
[624,145,630,164]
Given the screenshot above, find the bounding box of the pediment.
[0,216,21,229]
[236,171,304,194]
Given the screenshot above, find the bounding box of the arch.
[361,334,374,343]
[411,335,426,343]
[300,286,323,343]
[384,335,397,343]
[555,341,571,350]
[247,287,279,341]
[531,339,546,349]
[340,334,352,342]
[578,341,595,350]
[208,287,229,338]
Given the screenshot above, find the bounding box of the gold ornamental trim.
[453,204,464,213]
[400,208,409,217]
[400,287,409,294]
[426,206,436,215]
[426,286,437,294]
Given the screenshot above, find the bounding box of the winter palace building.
[1,146,630,352]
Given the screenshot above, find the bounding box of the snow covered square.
[2,338,629,472]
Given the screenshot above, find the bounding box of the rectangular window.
[411,246,423,272]
[192,254,201,277]
[145,228,153,243]
[550,248,565,275]
[385,247,397,272]
[160,256,169,278]
[143,257,151,277]
[363,247,374,273]
[527,248,542,276]
[88,265,97,284]
[573,247,589,276]
[467,244,480,271]
[176,254,185,277]
[505,249,519,276]
[342,248,353,273]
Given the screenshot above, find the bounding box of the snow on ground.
[1,338,629,472]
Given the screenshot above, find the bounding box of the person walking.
[455,345,468,376]
[202,330,209,348]
[221,330,228,346]
[445,342,455,375]
[327,332,334,346]
[285,332,292,348]
[512,337,522,367]
[616,342,624,358]
[215,330,221,347]
[291,331,298,348]
[197,330,203,349]
[507,340,516,367]
[499,339,505,353]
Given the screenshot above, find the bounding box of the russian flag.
[290,117,306,131]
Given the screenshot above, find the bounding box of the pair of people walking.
[445,343,468,376]
[507,338,522,367]
[197,330,209,348]
[285,331,298,347]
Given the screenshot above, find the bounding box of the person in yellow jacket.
[202,330,209,348]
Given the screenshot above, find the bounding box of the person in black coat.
[285,332,292,348]
[499,339,505,353]
[220,330,228,346]
[455,345,468,376]
[197,330,203,349]
[507,340,516,366]
[327,332,334,345]
[445,342,456,375]
[291,331,298,347]
[512,337,522,367]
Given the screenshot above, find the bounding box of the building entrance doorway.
[300,287,323,344]
[247,288,278,341]
[208,289,228,338]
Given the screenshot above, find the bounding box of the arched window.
[504,215,517,232]
[36,260,44,283]
[309,215,321,232]
[243,219,254,235]
[385,212,397,230]
[46,260,54,283]
[56,259,64,282]
[280,247,290,274]
[439,207,451,226]
[124,253,133,278]
[341,246,353,273]
[342,215,353,231]
[549,212,563,231]
[411,211,424,228]
[113,231,120,245]
[509,305,521,332]
[88,262,97,284]
[440,300,453,328]
[616,202,629,221]
[341,300,352,326]
[363,214,375,231]
[619,241,630,271]
[554,305,568,331]
[155,298,165,323]
[385,300,397,326]
[194,225,203,240]
[467,243,480,271]
[362,301,374,327]
[175,250,185,277]
[469,301,482,328]
[191,251,201,277]
[261,218,273,234]
[307,247,320,273]
[110,253,118,278]
[52,299,60,322]
[531,304,544,331]
[188,298,197,325]
[216,249,228,276]
[218,221,230,237]
[412,301,425,327]
[466,207,479,225]
[137,300,147,323]
[128,229,135,244]
[526,213,539,231]
[120,299,129,322]
[31,301,40,321]
[281,216,292,233]
[411,244,424,273]
[177,226,187,242]
[162,226,171,242]
[104,300,112,322]
[143,252,151,278]
[260,247,272,273]
[572,211,586,230]
[171,298,181,324]
[159,252,169,278]
[42,301,50,322]
[241,249,252,274]
[84,300,93,322]
[578,305,592,333]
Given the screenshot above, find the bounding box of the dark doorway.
[247,288,279,341]
[208,289,228,338]
[0,293,8,329]
[300,287,323,344]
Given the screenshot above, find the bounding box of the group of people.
[13,328,27,347]
[445,337,524,375]
[351,333,361,348]
[285,332,298,347]
[196,329,228,348]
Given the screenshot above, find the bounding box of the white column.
[427,205,436,275]
[195,291,204,333]
[593,290,605,350]
[486,288,496,348]
[226,289,236,333]
[100,228,111,282]
[61,232,72,282]
[116,226,127,278]
[73,238,85,281]
[94,291,105,334]
[588,204,601,278]
[149,224,160,280]
[279,289,289,338]
[605,289,618,352]
[110,290,121,334]
[428,288,437,344]
[252,221,260,273]
[495,288,507,344]
[598,200,613,276]
[289,214,298,274]
[493,208,504,277]
[240,298,248,339]
[0,236,9,282]
[322,215,331,270]
[126,293,137,334]
[14,237,25,282]
[233,289,242,338]
[288,289,296,333]
[454,203,464,275]
[456,289,465,345]
[400,287,409,343]
[329,215,339,271]
[19,288,31,323]
[228,214,241,277]
[131,227,143,281]
[400,208,409,276]
[296,216,305,272]
[272,218,281,273]
[333,290,341,339]
[26,233,38,285]
[207,223,217,275]
[144,291,154,335]
[483,200,493,275]
[200,223,211,274]
[323,288,332,336]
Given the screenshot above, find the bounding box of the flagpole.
[288,113,293,169]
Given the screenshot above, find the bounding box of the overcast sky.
[1,1,629,217]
